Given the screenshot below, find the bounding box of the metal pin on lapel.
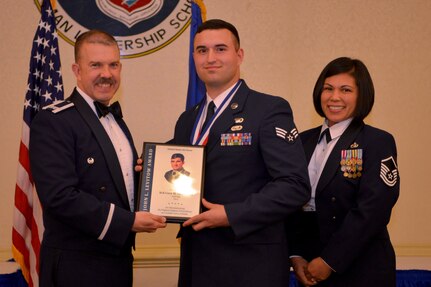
[231,125,243,131]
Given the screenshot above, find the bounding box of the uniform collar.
[76,87,99,117]
[322,118,353,142]
[205,81,242,111]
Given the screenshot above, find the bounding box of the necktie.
[94,101,123,119]
[318,128,332,143]
[201,101,215,131]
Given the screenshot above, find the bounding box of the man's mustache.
[96,77,115,85]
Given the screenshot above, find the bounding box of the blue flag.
[186,0,206,110]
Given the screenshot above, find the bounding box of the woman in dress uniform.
[289,57,400,287]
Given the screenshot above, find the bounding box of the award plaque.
[138,142,205,223]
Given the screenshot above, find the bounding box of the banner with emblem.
[34,0,193,58]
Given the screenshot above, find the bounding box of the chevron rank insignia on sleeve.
[275,127,298,143]
[380,156,398,187]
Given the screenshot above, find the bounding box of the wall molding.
[395,245,431,257]
[2,244,430,269]
[133,244,180,268]
[132,244,431,268]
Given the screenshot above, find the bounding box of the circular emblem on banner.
[35,0,192,58]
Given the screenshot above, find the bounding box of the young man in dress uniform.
[171,19,311,287]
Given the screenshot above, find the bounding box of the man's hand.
[306,257,332,283]
[182,199,229,231]
[132,211,167,232]
[291,257,316,286]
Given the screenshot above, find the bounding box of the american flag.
[12,0,64,286]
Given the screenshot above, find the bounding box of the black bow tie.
[94,101,123,118]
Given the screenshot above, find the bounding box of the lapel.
[303,127,321,163]
[316,120,364,194]
[188,103,204,144]
[114,114,139,209]
[69,89,131,209]
[205,81,250,154]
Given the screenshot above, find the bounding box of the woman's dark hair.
[313,57,375,121]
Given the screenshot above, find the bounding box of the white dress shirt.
[303,118,353,211]
[78,87,135,212]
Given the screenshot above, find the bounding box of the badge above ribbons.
[380,156,398,187]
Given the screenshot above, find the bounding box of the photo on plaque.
[138,142,205,223]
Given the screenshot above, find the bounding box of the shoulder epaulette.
[43,100,74,114]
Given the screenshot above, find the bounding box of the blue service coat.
[29,89,138,286]
[173,81,311,287]
[289,120,400,286]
